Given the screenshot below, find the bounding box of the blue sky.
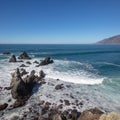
[0,0,120,44]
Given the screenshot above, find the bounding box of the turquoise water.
[0,44,120,113]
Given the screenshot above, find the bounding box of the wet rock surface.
[0,103,8,111]
[10,68,43,100]
[55,84,64,90]
[18,51,31,59]
[9,55,17,62]
[36,57,54,67]
[20,64,28,67]
[3,51,11,55]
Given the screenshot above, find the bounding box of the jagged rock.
[10,68,22,87]
[64,100,70,106]
[8,99,12,102]
[39,70,45,79]
[20,64,28,67]
[0,103,8,111]
[9,55,17,62]
[36,57,53,67]
[41,105,50,115]
[11,80,27,99]
[26,61,31,65]
[45,102,51,106]
[4,86,12,90]
[18,51,31,59]
[10,68,37,100]
[58,104,63,109]
[33,60,39,64]
[71,109,80,120]
[55,84,63,90]
[77,108,103,120]
[20,69,28,76]
[13,99,26,108]
[3,51,11,55]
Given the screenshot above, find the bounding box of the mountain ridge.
[97,35,120,44]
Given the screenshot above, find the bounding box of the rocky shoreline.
[0,52,120,120]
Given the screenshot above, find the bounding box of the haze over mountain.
[97,35,120,44]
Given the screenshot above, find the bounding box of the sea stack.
[18,51,31,59]
[9,55,17,62]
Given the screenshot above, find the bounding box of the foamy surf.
[40,59,104,85]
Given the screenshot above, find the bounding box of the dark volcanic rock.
[77,108,103,120]
[33,60,39,64]
[39,70,45,79]
[36,57,53,67]
[0,103,8,111]
[9,55,17,62]
[26,61,31,65]
[4,86,12,90]
[18,51,31,59]
[20,69,28,76]
[55,84,63,90]
[64,100,70,106]
[3,51,11,55]
[20,64,28,67]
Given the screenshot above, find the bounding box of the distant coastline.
[97,34,120,44]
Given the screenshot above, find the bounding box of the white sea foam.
[0,58,104,87]
[39,60,104,85]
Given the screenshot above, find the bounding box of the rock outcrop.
[10,68,44,101]
[9,55,17,62]
[18,51,31,59]
[77,108,103,120]
[0,103,8,111]
[99,112,120,120]
[36,57,53,67]
[3,51,11,55]
[55,84,63,90]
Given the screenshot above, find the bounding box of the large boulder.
[18,51,31,59]
[9,55,17,62]
[10,68,37,99]
[99,112,120,120]
[55,84,63,90]
[20,69,28,76]
[3,51,11,55]
[36,57,53,67]
[39,70,45,79]
[77,108,103,120]
[0,103,8,111]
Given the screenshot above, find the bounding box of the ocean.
[0,44,120,118]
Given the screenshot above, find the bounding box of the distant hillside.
[97,35,120,44]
